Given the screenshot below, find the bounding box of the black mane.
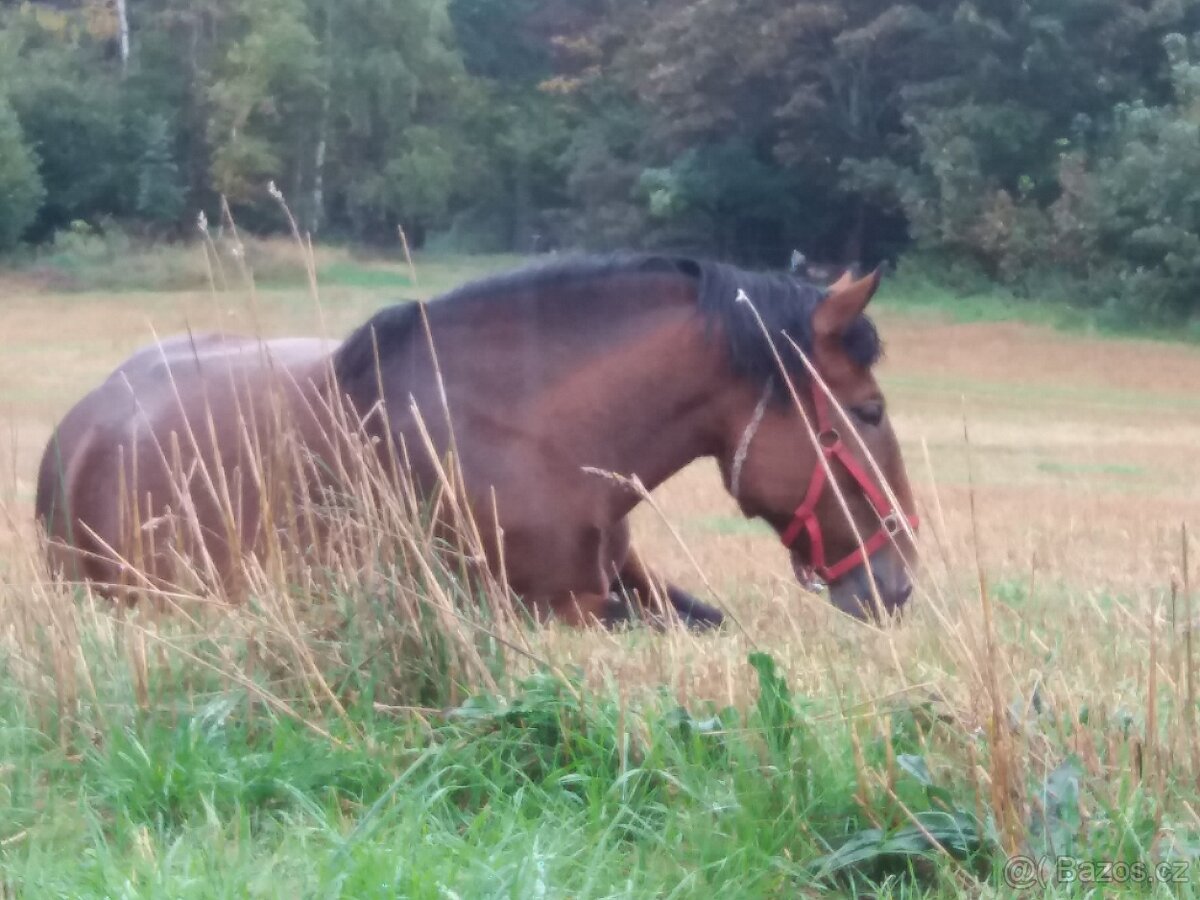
[686,256,882,388]
[332,253,882,394]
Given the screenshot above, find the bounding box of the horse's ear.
[814,268,881,338]
[827,270,855,293]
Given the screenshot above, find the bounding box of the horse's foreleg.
[611,546,725,631]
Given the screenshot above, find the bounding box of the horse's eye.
[851,401,884,427]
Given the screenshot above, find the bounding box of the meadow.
[1,238,1199,897]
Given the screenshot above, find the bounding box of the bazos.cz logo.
[1002,855,1191,889]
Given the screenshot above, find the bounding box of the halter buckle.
[817,428,840,450]
[881,511,903,537]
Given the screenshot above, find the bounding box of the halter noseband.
[778,380,919,583]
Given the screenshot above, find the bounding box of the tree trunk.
[116,0,130,72]
[311,90,329,235]
[310,8,333,236]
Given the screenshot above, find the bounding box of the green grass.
[882,277,1083,331]
[3,640,1197,898]
[263,253,526,297]
[11,225,525,299]
[0,652,982,897]
[312,261,414,290]
[883,263,1200,344]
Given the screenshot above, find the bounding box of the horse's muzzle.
[821,548,913,622]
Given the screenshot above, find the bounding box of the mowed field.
[2,248,1200,895]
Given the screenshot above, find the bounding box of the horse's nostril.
[896,582,913,607]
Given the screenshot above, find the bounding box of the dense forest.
[4,0,1200,318]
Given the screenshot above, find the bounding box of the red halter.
[780,382,919,582]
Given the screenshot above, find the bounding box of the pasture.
[1,244,1199,896]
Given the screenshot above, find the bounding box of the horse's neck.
[418,281,738,498]
[554,312,731,495]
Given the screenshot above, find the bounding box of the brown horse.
[36,255,918,626]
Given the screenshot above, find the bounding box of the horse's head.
[721,270,917,620]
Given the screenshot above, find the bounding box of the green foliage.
[319,0,474,243]
[7,633,1200,895]
[616,0,950,261]
[1,8,128,240]
[834,0,1200,288]
[560,93,649,250]
[608,0,1200,313]
[0,98,43,251]
[450,0,551,84]
[134,115,186,229]
[87,700,395,830]
[9,0,1200,321]
[1057,33,1200,320]
[0,652,982,895]
[748,651,797,759]
[639,139,816,263]
[206,0,324,218]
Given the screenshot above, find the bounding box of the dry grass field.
[2,242,1199,895]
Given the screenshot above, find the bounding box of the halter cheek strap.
[779,382,919,582]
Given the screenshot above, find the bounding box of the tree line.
[3,0,1200,319]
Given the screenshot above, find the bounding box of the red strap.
[830,442,892,516]
[781,380,917,582]
[780,460,825,547]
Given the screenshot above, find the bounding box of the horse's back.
[36,333,338,591]
[111,333,338,382]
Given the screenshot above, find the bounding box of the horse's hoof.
[681,607,725,631]
[666,586,725,632]
[597,593,636,630]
